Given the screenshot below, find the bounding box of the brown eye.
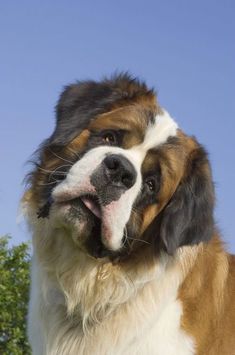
[102,132,116,144]
[145,179,155,192]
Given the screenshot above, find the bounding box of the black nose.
[103,154,137,189]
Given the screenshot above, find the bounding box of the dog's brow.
[89,108,147,134]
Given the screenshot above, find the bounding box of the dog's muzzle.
[90,154,137,205]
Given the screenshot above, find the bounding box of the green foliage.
[0,236,31,354]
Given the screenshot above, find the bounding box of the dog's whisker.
[38,167,61,174]
[48,164,71,181]
[126,236,151,245]
[38,181,59,186]
[38,169,66,176]
[123,227,132,249]
[48,147,74,164]
[66,147,81,159]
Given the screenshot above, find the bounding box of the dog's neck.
[33,225,204,332]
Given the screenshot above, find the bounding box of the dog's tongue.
[80,196,102,219]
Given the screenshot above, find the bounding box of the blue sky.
[1,0,234,252]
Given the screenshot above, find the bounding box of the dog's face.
[29,74,215,259]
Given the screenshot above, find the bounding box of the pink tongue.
[80,197,102,219]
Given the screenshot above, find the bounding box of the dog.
[24,73,235,354]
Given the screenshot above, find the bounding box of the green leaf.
[0,235,31,354]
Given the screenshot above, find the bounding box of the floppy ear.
[50,80,120,146]
[159,145,215,254]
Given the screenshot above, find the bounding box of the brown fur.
[179,237,235,354]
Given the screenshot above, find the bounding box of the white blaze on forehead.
[143,110,178,150]
[128,109,178,161]
[53,109,178,251]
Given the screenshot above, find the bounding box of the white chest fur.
[125,300,195,355]
[28,254,195,355]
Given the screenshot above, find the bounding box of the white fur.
[138,109,178,152]
[28,239,195,355]
[52,110,178,251]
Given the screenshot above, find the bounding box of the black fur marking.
[37,195,54,218]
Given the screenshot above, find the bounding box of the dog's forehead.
[89,104,151,137]
[89,104,178,154]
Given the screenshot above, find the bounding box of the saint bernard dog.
[24,74,235,355]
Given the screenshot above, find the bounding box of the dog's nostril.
[104,156,120,170]
[103,154,137,189]
[122,173,134,189]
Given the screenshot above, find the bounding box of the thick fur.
[24,74,235,355]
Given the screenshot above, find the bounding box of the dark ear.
[159,145,215,254]
[50,80,120,146]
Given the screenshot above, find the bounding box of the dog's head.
[28,74,215,259]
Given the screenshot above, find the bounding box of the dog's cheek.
[71,221,91,245]
[50,203,93,246]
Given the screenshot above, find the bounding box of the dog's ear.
[159,145,215,254]
[50,80,120,146]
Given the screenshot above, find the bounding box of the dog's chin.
[56,196,121,259]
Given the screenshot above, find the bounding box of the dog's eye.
[102,131,116,145]
[145,178,156,192]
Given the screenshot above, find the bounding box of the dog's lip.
[61,193,102,220]
[53,188,103,219]
[79,195,102,219]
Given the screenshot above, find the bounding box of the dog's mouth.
[39,184,134,257]
[66,194,117,259]
[37,194,102,220]
[79,195,102,219]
